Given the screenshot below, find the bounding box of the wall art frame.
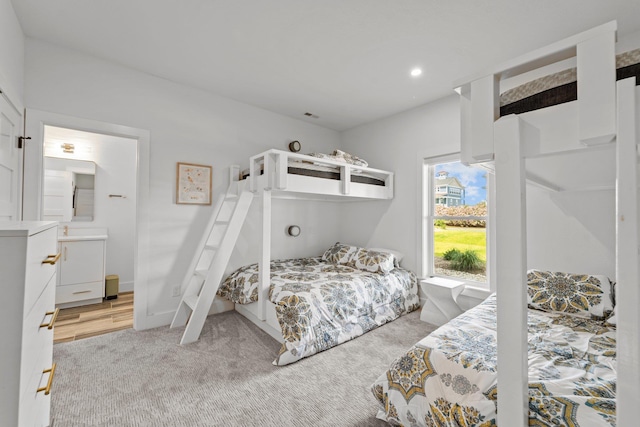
[176,162,212,205]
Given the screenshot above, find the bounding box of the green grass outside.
[434,227,486,262]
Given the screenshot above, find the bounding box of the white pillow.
[368,247,404,267]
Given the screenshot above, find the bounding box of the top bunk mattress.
[500,48,640,116]
[242,159,386,186]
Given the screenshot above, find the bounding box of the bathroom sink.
[58,227,108,241]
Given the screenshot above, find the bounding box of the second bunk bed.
[371,21,639,427]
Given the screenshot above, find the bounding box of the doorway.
[23,110,150,331]
[43,125,137,341]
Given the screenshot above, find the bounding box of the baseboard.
[134,299,234,331]
[119,280,134,293]
[136,311,175,330]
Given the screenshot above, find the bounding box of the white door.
[0,95,22,221]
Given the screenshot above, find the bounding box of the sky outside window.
[435,162,486,206]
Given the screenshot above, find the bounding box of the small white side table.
[420,277,465,326]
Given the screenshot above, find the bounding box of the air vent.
[303,112,319,119]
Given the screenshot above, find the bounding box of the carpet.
[52,309,436,426]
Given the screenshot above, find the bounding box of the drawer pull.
[40,308,60,330]
[37,363,57,395]
[72,290,93,295]
[42,253,61,265]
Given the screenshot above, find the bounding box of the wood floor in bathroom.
[53,292,134,344]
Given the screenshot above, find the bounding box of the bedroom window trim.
[421,153,493,290]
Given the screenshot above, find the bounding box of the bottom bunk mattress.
[372,293,616,426]
[218,256,420,365]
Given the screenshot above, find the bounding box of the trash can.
[105,274,119,300]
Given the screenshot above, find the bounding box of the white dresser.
[0,222,59,427]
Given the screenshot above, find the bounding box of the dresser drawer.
[20,367,52,427]
[56,280,103,304]
[21,275,55,397]
[24,226,58,314]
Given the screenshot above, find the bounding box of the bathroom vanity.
[56,227,108,308]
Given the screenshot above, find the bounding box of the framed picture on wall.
[176,162,212,205]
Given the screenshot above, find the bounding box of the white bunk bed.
[371,21,639,426]
[232,149,419,365]
[171,148,419,365]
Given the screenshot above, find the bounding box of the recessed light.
[410,68,422,77]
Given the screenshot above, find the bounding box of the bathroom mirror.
[43,157,96,222]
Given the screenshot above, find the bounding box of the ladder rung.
[215,221,229,225]
[204,244,218,251]
[225,194,238,200]
[183,294,198,310]
[194,269,208,279]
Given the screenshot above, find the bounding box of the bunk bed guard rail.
[248,149,394,199]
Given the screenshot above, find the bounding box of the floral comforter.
[372,294,617,426]
[218,257,419,365]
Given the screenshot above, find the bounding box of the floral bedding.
[218,257,419,365]
[372,294,617,426]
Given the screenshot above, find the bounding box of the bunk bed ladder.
[170,177,253,345]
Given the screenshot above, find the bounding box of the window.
[423,155,491,286]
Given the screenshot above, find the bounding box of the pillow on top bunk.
[526,269,613,319]
[322,242,396,273]
[307,150,369,167]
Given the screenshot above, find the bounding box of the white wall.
[0,0,24,104]
[341,95,462,275]
[24,39,342,324]
[526,187,615,278]
[43,129,138,291]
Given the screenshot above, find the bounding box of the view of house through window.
[428,159,488,283]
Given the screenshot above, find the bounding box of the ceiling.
[11,0,640,131]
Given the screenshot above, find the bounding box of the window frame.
[421,153,493,289]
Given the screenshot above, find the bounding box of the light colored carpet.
[52,309,436,426]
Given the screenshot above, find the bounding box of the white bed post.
[275,151,288,190]
[258,188,271,321]
[577,29,617,146]
[615,77,640,426]
[340,165,351,195]
[494,115,538,426]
